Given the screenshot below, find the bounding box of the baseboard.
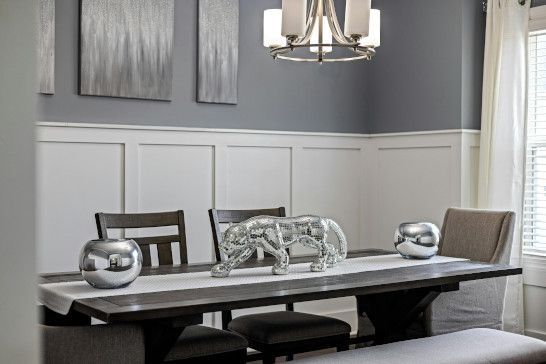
[525,329,546,341]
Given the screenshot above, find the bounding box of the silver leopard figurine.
[211,215,348,278]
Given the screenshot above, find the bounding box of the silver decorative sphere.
[394,222,440,259]
[79,239,142,289]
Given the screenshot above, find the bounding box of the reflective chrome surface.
[269,0,376,63]
[79,239,142,289]
[211,215,348,277]
[394,222,440,259]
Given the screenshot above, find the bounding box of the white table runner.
[39,254,467,315]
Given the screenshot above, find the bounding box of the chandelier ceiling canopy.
[263,0,380,63]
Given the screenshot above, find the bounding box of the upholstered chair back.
[439,208,515,264]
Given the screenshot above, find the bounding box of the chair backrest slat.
[95,211,187,266]
[208,207,286,261]
[98,212,180,229]
[141,245,152,267]
[132,235,181,246]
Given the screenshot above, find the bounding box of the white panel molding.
[36,122,480,329]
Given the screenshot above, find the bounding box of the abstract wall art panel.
[38,0,55,94]
[79,0,174,101]
[198,0,239,105]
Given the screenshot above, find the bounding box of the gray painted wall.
[533,0,546,7]
[462,0,486,130]
[37,0,485,134]
[367,0,485,133]
[0,0,38,362]
[36,0,370,133]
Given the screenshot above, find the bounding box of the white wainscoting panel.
[374,146,453,250]
[36,122,480,331]
[36,141,124,273]
[226,146,292,212]
[138,144,215,264]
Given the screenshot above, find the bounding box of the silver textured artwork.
[80,0,174,100]
[38,0,55,94]
[211,215,348,278]
[79,239,143,289]
[198,0,239,104]
[394,222,441,259]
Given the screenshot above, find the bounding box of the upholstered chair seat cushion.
[41,323,145,364]
[228,311,351,345]
[165,325,248,361]
[294,329,546,364]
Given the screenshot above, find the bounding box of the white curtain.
[478,0,530,333]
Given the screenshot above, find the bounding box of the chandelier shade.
[311,16,333,53]
[360,9,380,47]
[263,9,285,48]
[344,0,370,38]
[263,0,380,63]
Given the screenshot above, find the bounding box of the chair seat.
[228,311,351,345]
[165,325,248,361]
[293,328,546,364]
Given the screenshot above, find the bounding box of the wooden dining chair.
[209,208,351,364]
[95,211,248,363]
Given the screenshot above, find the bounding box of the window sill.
[523,253,546,288]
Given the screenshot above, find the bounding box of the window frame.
[525,5,546,257]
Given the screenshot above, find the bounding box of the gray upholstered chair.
[41,323,145,364]
[357,208,516,339]
[425,208,515,335]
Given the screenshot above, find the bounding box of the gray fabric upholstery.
[228,311,351,345]
[294,328,546,364]
[427,208,515,335]
[439,208,514,264]
[165,325,248,361]
[427,278,506,335]
[40,323,145,364]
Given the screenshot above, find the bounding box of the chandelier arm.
[324,0,355,45]
[292,0,318,45]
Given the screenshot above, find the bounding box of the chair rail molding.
[35,121,480,332]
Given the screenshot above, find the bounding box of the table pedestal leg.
[356,284,459,344]
[144,314,203,364]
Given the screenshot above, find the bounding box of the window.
[524,30,546,253]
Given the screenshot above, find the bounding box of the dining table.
[39,249,522,364]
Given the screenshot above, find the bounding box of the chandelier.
[263,0,380,63]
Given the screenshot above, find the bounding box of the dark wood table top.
[40,249,522,323]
